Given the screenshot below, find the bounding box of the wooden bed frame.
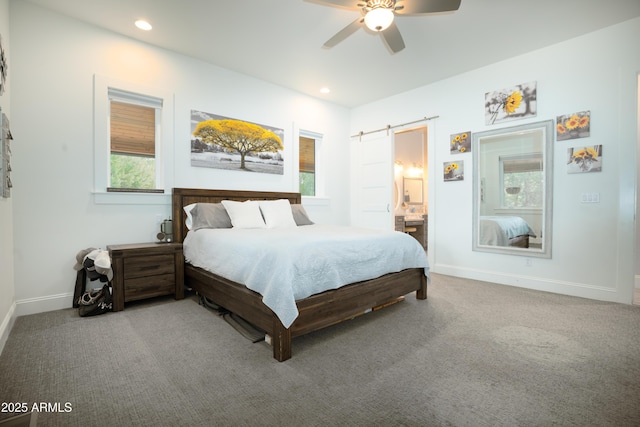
[509,234,530,248]
[172,188,427,362]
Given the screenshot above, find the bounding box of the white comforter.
[183,225,429,328]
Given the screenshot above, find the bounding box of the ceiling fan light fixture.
[364,7,394,32]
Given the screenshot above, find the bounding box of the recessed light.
[135,20,152,31]
[320,87,330,94]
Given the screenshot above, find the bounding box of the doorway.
[394,126,428,250]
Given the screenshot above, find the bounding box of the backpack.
[78,284,112,317]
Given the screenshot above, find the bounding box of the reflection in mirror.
[403,177,423,205]
[472,120,553,258]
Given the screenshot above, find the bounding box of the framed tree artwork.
[190,110,284,175]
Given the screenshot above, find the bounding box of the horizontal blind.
[299,136,315,173]
[110,101,155,156]
[109,88,162,157]
[501,153,542,173]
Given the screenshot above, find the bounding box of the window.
[299,135,316,196]
[108,88,162,192]
[93,75,173,204]
[500,154,543,208]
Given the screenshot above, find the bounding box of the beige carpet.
[1,273,639,426]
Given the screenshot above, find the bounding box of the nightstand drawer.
[124,254,175,279]
[124,274,176,301]
[108,242,184,311]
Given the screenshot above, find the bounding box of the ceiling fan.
[309,0,462,53]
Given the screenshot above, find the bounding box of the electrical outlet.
[581,192,600,203]
[525,258,532,267]
[156,214,163,224]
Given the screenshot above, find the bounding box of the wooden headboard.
[171,188,302,243]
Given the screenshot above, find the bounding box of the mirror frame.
[472,119,554,258]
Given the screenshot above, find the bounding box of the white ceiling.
[22,0,640,108]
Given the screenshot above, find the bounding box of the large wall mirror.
[472,120,553,258]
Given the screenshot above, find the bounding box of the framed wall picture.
[567,145,602,173]
[444,160,464,181]
[450,131,471,154]
[190,110,284,175]
[0,35,7,96]
[485,81,537,125]
[557,111,590,141]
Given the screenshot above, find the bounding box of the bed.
[479,216,536,248]
[172,188,428,361]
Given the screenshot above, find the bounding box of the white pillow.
[259,199,297,228]
[184,203,197,230]
[221,200,266,229]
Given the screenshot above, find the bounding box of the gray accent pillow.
[291,204,314,226]
[191,203,233,230]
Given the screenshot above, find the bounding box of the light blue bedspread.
[480,216,536,246]
[184,224,429,328]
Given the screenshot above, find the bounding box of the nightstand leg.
[111,256,125,311]
[174,250,185,300]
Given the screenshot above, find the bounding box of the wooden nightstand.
[107,242,184,311]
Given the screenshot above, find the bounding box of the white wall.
[0,0,14,354]
[5,2,639,321]
[9,2,350,315]
[351,17,640,304]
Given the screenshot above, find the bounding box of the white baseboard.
[1,293,77,354]
[635,275,640,289]
[433,264,629,304]
[15,292,74,317]
[0,301,17,356]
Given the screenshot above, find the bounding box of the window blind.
[501,153,543,173]
[109,88,162,157]
[299,136,315,173]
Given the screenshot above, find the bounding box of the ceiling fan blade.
[305,0,363,11]
[380,21,405,53]
[323,17,365,48]
[394,0,461,15]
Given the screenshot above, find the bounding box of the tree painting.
[190,110,284,175]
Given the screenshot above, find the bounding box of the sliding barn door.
[352,132,394,230]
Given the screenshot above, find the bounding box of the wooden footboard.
[186,264,426,361]
[509,234,530,248]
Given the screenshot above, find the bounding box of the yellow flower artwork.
[444,161,464,181]
[567,145,602,174]
[557,111,590,141]
[450,131,471,154]
[485,81,537,125]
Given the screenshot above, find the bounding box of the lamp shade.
[364,8,394,32]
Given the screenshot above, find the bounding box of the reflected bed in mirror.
[472,120,553,258]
